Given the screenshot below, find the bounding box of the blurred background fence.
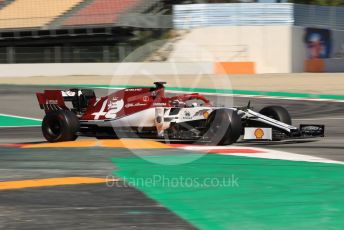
[0,45,137,63]
[174,3,344,30]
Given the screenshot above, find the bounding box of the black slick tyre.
[42,110,80,142]
[205,109,242,145]
[259,106,292,125]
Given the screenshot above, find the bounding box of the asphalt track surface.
[1,85,344,229]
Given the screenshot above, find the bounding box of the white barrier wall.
[170,26,293,73]
[0,62,214,77]
[291,26,307,73]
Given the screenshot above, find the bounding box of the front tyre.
[259,106,292,141]
[205,109,242,145]
[42,110,80,142]
[259,106,292,125]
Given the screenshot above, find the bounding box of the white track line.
[0,125,40,128]
[181,146,344,165]
[231,151,344,165]
[0,113,42,121]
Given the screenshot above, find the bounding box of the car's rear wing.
[37,89,97,114]
[36,90,69,113]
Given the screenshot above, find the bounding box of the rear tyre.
[259,106,292,125]
[205,109,242,145]
[42,110,80,142]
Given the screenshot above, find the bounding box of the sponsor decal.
[47,100,58,104]
[128,93,150,102]
[302,125,321,131]
[194,109,210,119]
[254,128,264,139]
[153,103,167,107]
[61,90,76,97]
[183,110,193,119]
[244,128,272,140]
[125,88,142,92]
[125,102,147,108]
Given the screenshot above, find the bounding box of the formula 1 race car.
[36,82,325,145]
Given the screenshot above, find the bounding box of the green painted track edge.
[0,114,42,127]
[111,154,344,230]
[30,84,344,101]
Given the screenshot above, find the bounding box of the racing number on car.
[92,99,124,120]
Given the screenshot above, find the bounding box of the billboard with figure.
[304,28,332,59]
